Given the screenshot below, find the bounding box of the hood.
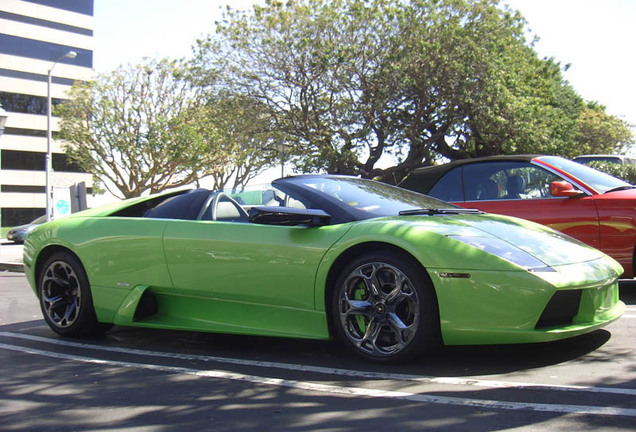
[454,213,604,267]
[395,212,605,269]
[9,222,39,235]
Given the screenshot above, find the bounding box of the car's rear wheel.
[38,252,110,337]
[331,251,439,363]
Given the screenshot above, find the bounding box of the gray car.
[573,154,636,165]
[6,215,46,243]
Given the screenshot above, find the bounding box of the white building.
[0,0,94,226]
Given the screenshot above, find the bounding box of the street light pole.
[275,141,291,178]
[0,104,8,248]
[46,50,77,222]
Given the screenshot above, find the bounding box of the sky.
[94,0,636,130]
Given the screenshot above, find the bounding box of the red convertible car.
[400,155,636,278]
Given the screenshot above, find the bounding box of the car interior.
[110,186,309,223]
[456,163,559,202]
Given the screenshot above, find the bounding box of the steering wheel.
[210,192,248,221]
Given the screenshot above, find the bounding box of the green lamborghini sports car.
[23,175,625,362]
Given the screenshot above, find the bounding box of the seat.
[215,201,242,220]
[474,179,499,200]
[483,179,499,199]
[505,175,525,199]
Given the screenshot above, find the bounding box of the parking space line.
[1,331,635,397]
[1,341,634,418]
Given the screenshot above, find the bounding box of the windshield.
[288,176,458,218]
[31,215,47,224]
[538,156,631,193]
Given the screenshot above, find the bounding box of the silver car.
[6,215,46,243]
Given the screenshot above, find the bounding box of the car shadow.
[619,280,636,304]
[79,325,614,377]
[0,318,615,378]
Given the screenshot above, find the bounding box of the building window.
[0,68,76,87]
[1,185,93,194]
[1,185,45,193]
[0,92,63,116]
[1,150,83,173]
[3,128,50,137]
[23,0,94,16]
[0,11,93,36]
[1,208,46,227]
[0,34,92,68]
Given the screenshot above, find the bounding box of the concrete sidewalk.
[0,240,24,272]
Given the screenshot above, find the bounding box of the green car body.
[23,175,625,362]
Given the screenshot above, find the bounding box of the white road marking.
[1,331,635,397]
[1,342,634,418]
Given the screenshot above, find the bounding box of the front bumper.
[6,231,24,242]
[430,256,624,345]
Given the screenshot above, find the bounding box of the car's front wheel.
[38,252,109,337]
[331,251,440,363]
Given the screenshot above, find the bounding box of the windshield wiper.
[399,208,484,216]
[604,185,636,193]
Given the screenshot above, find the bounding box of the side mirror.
[248,206,331,226]
[550,181,583,197]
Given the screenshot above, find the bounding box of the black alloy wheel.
[331,251,440,363]
[38,252,110,336]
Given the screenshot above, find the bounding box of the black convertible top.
[399,155,542,192]
[144,189,212,220]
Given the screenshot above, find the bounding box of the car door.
[162,215,351,311]
[429,161,601,249]
[65,217,173,290]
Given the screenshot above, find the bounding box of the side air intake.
[134,290,158,320]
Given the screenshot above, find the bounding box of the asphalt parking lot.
[1,241,635,431]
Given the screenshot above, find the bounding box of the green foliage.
[59,57,280,197]
[61,1,633,193]
[570,102,634,158]
[58,58,223,198]
[586,161,636,185]
[62,58,270,198]
[185,92,280,190]
[193,0,627,183]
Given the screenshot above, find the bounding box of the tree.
[194,0,590,183]
[571,102,634,158]
[193,0,636,184]
[58,58,230,199]
[370,0,588,175]
[439,53,586,159]
[187,92,280,190]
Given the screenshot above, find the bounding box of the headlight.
[449,235,555,272]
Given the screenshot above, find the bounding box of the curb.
[0,262,24,273]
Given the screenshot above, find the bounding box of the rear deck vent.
[535,289,582,329]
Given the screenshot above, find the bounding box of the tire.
[330,251,440,363]
[38,252,110,337]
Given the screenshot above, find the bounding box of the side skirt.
[111,286,330,340]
